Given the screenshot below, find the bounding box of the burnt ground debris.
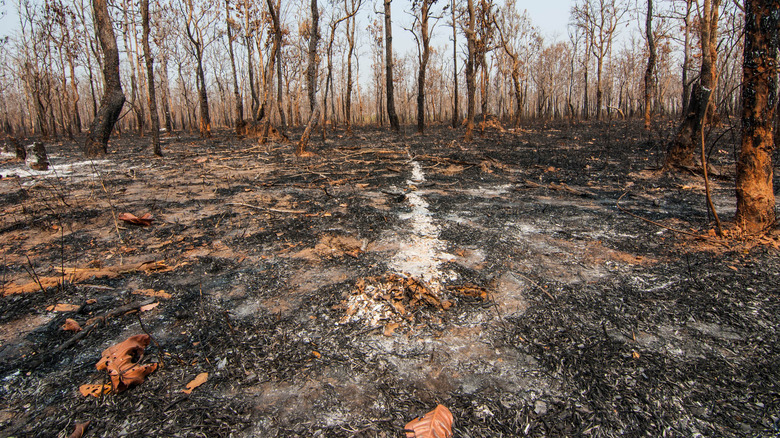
[0,120,779,437]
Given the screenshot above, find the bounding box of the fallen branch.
[27,298,155,369]
[518,180,597,198]
[616,192,727,247]
[227,202,307,214]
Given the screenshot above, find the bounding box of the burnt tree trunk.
[416,0,431,134]
[195,54,212,138]
[735,0,778,233]
[141,0,161,156]
[226,0,245,135]
[297,0,321,156]
[259,0,284,143]
[345,1,359,135]
[244,0,259,121]
[643,0,656,130]
[681,0,692,115]
[384,0,400,131]
[451,0,458,128]
[84,0,125,157]
[464,0,477,141]
[665,0,720,170]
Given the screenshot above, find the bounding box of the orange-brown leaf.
[405,405,454,438]
[68,420,91,438]
[96,334,158,392]
[139,302,160,312]
[47,303,80,312]
[132,289,172,299]
[79,384,112,397]
[62,318,82,332]
[118,212,154,226]
[183,372,209,394]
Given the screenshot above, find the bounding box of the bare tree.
[494,0,536,128]
[571,0,627,119]
[735,0,778,233]
[84,0,125,156]
[411,0,436,133]
[297,0,320,155]
[664,0,721,169]
[257,0,286,143]
[322,0,357,138]
[680,0,692,115]
[450,0,458,128]
[643,0,656,129]
[225,0,244,134]
[344,0,363,134]
[141,0,161,156]
[384,0,401,131]
[182,0,218,138]
[463,0,476,140]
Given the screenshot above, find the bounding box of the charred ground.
[1,120,779,437]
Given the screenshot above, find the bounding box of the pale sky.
[523,0,575,40]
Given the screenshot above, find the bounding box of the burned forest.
[0,0,778,436]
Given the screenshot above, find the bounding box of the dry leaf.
[139,302,160,312]
[68,421,91,438]
[405,404,454,438]
[383,322,400,336]
[118,212,154,226]
[62,318,82,332]
[47,303,80,312]
[79,384,112,397]
[132,289,172,299]
[183,372,208,394]
[96,334,158,392]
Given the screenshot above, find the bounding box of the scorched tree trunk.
[735,0,779,233]
[84,0,125,157]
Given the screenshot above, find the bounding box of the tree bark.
[226,0,245,135]
[297,0,321,155]
[184,0,212,138]
[416,0,431,134]
[384,0,400,131]
[275,5,288,140]
[665,0,720,170]
[141,0,161,156]
[84,0,125,157]
[451,0,458,128]
[735,0,778,233]
[345,0,360,134]
[643,0,655,130]
[244,0,259,121]
[681,0,692,114]
[464,0,477,141]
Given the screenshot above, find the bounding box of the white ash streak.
[389,161,454,288]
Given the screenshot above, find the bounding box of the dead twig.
[514,272,555,302]
[616,192,727,246]
[227,202,307,214]
[89,161,124,243]
[136,312,165,369]
[24,255,47,294]
[28,298,155,369]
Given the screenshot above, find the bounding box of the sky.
[0,0,576,42]
[523,0,574,40]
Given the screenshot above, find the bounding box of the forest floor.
[0,119,779,437]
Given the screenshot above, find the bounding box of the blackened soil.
[1,120,779,437]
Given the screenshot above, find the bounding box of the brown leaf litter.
[95,334,158,392]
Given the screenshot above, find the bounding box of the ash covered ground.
[1,120,779,437]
